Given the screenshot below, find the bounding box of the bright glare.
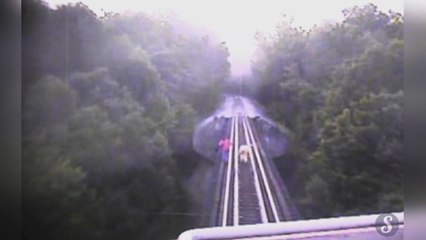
[46,0,403,76]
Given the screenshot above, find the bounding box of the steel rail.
[210,116,234,226]
[241,115,268,223]
[233,115,240,226]
[251,120,295,220]
[244,116,280,222]
[221,115,236,226]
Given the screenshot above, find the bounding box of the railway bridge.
[212,111,298,226]
[183,96,403,240]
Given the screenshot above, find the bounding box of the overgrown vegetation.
[251,4,403,218]
[23,1,229,239]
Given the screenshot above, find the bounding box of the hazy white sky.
[46,0,403,75]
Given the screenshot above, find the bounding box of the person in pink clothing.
[218,138,232,162]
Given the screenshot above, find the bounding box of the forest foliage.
[23,1,229,239]
[251,4,403,218]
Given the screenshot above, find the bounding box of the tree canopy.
[23,1,229,239]
[251,3,403,218]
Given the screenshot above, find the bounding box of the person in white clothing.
[239,144,251,163]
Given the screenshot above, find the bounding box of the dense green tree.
[252,4,403,218]
[23,1,230,239]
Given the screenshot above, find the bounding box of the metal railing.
[178,212,403,240]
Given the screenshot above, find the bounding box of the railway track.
[214,104,294,226]
[182,97,402,240]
